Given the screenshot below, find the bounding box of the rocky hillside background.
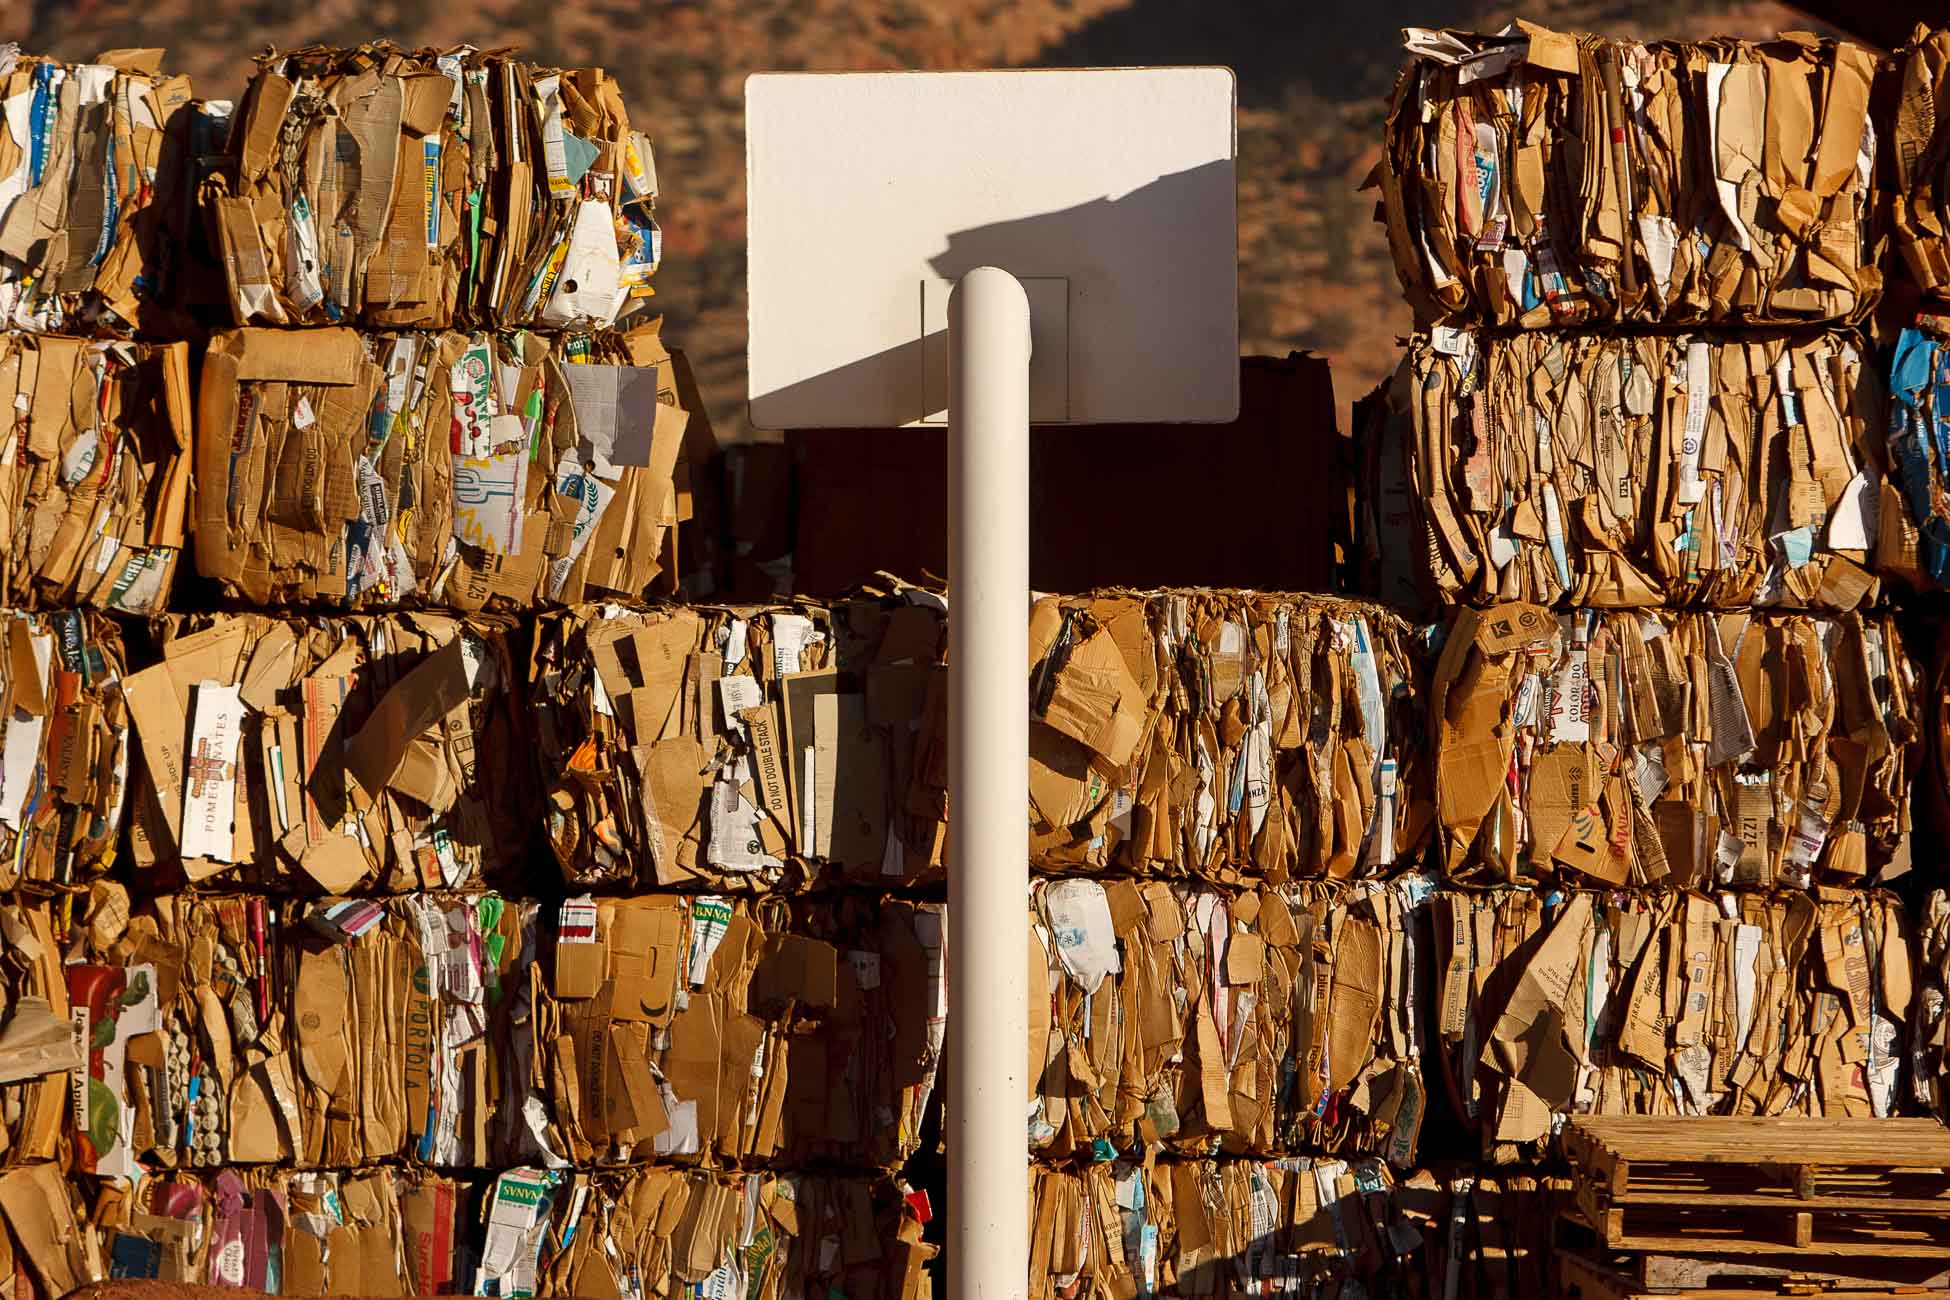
[22,0,1832,438]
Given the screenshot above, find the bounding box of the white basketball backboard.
[746,69,1239,429]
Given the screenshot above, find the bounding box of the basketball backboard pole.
[945,266,1031,1300]
[745,68,1238,1297]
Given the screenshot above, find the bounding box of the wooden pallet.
[1560,1118,1950,1263]
[1559,1246,1950,1299]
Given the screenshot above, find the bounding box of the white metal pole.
[947,265,1031,1300]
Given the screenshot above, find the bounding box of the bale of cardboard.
[2,333,191,613]
[1355,330,1886,611]
[120,611,535,892]
[1431,604,1918,889]
[69,888,943,1173]
[1376,25,1881,328]
[1432,886,1911,1160]
[1026,591,1430,883]
[0,48,197,335]
[208,44,659,332]
[531,594,951,891]
[1028,875,1432,1167]
[0,610,132,888]
[1889,27,1950,299]
[1027,1155,1440,1300]
[194,323,696,608]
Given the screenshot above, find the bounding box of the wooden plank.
[1598,1232,1950,1260]
[1563,1117,1950,1168]
[1636,1253,1950,1292]
[1600,1191,1950,1214]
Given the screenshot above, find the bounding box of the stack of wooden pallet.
[1557,1117,1950,1299]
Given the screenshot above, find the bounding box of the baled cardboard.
[1431,604,1918,888]
[1378,26,1881,328]
[1028,590,1432,883]
[0,333,190,613]
[1029,874,1434,1167]
[0,610,129,889]
[193,324,696,609]
[1027,1155,1438,1300]
[532,891,943,1171]
[207,45,656,332]
[123,610,533,892]
[531,594,949,891]
[1436,886,1911,1162]
[0,52,196,335]
[1358,330,1889,611]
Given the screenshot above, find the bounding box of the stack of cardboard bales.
[1019,590,1455,1294]
[1347,18,1950,1292]
[0,40,936,1300]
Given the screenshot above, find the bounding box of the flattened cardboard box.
[195,324,697,609]
[0,49,197,335]
[120,611,533,892]
[1432,605,1917,889]
[2,333,191,613]
[1027,1155,1436,1300]
[1377,26,1881,328]
[210,44,657,331]
[1029,591,1431,883]
[532,594,950,891]
[1029,876,1430,1168]
[1883,318,1950,591]
[0,611,130,889]
[1433,886,1911,1161]
[1358,330,1887,611]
